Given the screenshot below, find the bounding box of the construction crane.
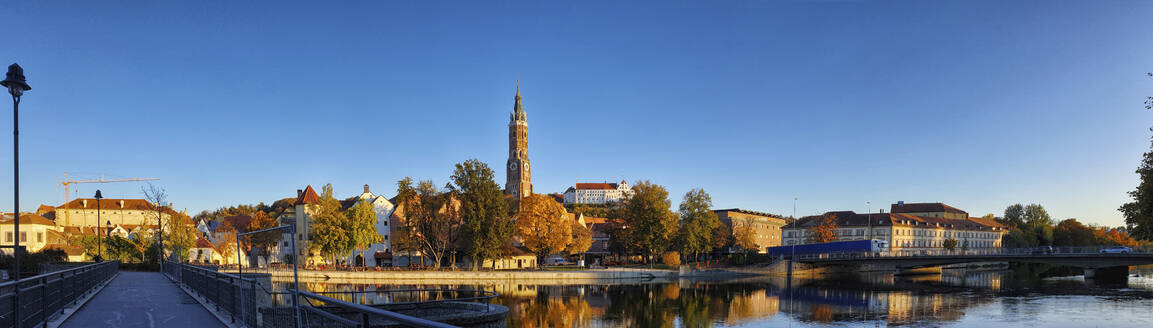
[59,172,159,225]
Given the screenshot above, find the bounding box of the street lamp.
[3,62,31,328]
[95,190,104,261]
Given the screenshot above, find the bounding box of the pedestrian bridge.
[790,247,1153,279]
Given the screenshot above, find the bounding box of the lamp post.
[3,62,31,328]
[96,190,104,260]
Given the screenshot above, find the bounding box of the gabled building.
[275,185,321,264]
[562,180,633,205]
[54,198,176,228]
[339,184,395,267]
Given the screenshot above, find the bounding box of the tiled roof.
[296,185,320,205]
[785,211,1002,231]
[714,208,784,219]
[890,202,968,215]
[574,183,618,190]
[43,244,86,256]
[195,237,214,249]
[0,214,56,226]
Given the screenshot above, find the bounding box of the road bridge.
[790,247,1153,279]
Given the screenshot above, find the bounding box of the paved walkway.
[60,271,225,328]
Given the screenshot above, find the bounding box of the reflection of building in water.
[775,275,1000,325]
[723,293,779,325]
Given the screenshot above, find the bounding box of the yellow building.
[714,209,787,253]
[782,202,1007,252]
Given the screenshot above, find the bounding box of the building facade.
[563,181,633,204]
[276,185,320,263]
[54,198,174,228]
[714,209,787,253]
[782,202,1007,253]
[505,84,532,199]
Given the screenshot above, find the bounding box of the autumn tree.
[733,224,758,251]
[215,221,239,263]
[450,159,513,271]
[615,181,679,264]
[710,222,733,252]
[677,189,719,263]
[568,221,593,262]
[1053,219,1096,246]
[397,178,463,269]
[806,214,838,243]
[516,193,572,268]
[246,211,281,263]
[309,183,348,265]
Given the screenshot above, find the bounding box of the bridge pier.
[1083,266,1129,281]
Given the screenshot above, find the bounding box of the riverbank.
[232,267,758,284]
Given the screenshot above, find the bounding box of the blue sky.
[1,1,1151,226]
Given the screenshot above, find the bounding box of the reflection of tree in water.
[493,286,595,328]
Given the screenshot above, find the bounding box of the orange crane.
[59,173,159,225]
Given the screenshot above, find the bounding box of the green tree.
[346,200,384,265]
[515,193,572,268]
[1000,204,1025,228]
[943,238,958,251]
[616,181,679,264]
[710,223,733,252]
[1121,120,1153,240]
[450,159,512,271]
[677,189,719,263]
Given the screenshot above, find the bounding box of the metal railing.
[0,261,117,328]
[792,245,1153,261]
[166,261,258,328]
[268,288,499,308]
[292,290,458,328]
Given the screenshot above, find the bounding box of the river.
[272,265,1153,327]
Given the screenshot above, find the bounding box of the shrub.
[661,251,681,267]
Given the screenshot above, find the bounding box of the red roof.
[583,217,607,225]
[575,183,618,190]
[297,185,320,205]
[195,237,214,249]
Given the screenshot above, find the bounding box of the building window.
[4,232,10,242]
[37,232,43,243]
[20,232,26,242]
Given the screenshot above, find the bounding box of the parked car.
[1029,246,1054,255]
[1100,246,1132,254]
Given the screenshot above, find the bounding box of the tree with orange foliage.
[515,193,572,268]
[806,214,839,243]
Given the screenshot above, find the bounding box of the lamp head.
[1,63,31,97]
[94,190,103,200]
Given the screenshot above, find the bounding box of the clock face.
[509,162,518,171]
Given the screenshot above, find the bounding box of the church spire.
[512,80,526,121]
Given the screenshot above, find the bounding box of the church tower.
[506,82,532,198]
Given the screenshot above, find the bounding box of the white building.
[340,184,395,267]
[54,198,175,228]
[563,180,633,204]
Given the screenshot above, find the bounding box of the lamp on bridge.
[95,189,104,261]
[3,63,31,326]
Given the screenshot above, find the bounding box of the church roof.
[511,82,526,121]
[296,185,320,205]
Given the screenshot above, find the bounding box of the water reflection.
[275,265,1153,327]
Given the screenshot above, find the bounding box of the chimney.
[364,184,370,193]
[81,200,88,208]
[297,189,303,198]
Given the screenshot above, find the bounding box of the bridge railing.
[0,260,118,328]
[288,289,460,328]
[793,245,1153,261]
[165,261,258,328]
